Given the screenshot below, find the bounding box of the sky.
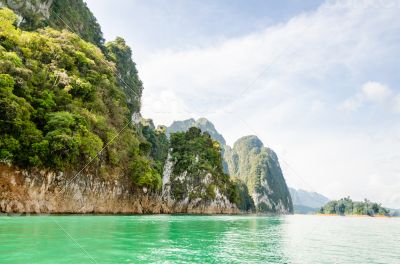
[85,0,400,208]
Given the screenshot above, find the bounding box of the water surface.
[0,215,399,263]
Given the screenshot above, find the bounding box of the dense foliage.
[106,37,143,114]
[0,0,104,47]
[169,127,239,204]
[320,197,389,216]
[232,178,255,212]
[0,8,161,190]
[140,122,169,175]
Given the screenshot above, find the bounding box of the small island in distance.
[318,197,398,217]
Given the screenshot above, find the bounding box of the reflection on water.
[0,215,399,263]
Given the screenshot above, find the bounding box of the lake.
[0,215,399,263]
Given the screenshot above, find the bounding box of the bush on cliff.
[0,8,161,191]
[169,127,239,204]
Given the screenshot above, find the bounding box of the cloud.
[137,0,400,207]
[141,89,193,125]
[341,81,392,111]
[140,0,400,124]
[362,81,392,102]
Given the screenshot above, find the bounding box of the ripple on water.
[0,215,399,263]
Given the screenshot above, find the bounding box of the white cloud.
[141,89,193,125]
[140,1,400,123]
[137,0,400,207]
[362,81,392,102]
[341,81,392,111]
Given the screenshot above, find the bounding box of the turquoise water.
[0,215,399,263]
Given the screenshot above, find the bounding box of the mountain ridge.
[289,188,330,214]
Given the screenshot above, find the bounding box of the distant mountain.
[292,204,321,214]
[289,188,329,214]
[389,209,400,217]
[167,118,226,145]
[224,136,293,214]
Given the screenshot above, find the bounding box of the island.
[319,197,390,217]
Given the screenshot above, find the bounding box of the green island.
[319,197,390,217]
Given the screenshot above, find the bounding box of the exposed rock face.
[0,0,53,19]
[0,165,166,214]
[162,155,238,214]
[224,136,293,214]
[0,164,237,214]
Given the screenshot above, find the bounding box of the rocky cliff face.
[224,136,293,214]
[162,127,239,214]
[0,164,237,214]
[0,164,166,214]
[162,155,238,214]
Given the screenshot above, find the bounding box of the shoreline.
[315,213,393,218]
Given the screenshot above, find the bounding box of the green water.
[0,215,399,263]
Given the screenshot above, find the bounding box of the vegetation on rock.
[319,197,389,216]
[140,120,169,176]
[0,0,104,46]
[224,136,293,213]
[232,178,255,212]
[0,8,161,191]
[167,118,293,213]
[169,127,239,204]
[106,37,143,114]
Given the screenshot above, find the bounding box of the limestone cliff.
[0,164,237,214]
[224,136,293,214]
[162,154,238,214]
[0,164,166,214]
[167,118,293,214]
[161,127,239,214]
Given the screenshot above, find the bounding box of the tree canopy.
[0,8,162,191]
[320,197,389,216]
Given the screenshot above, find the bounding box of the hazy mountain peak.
[233,135,264,150]
[167,118,226,145]
[289,188,330,209]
